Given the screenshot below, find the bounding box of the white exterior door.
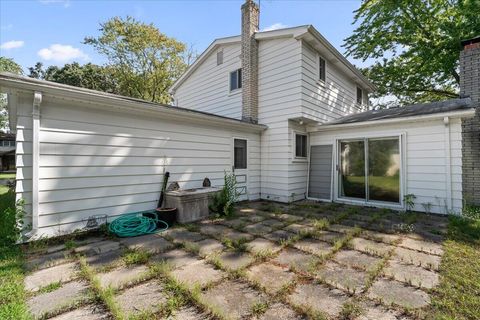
[233,138,248,201]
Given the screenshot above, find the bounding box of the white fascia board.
[254,25,309,41]
[0,73,267,133]
[169,35,241,93]
[307,109,476,133]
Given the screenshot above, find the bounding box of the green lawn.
[0,185,10,195]
[428,215,480,320]
[0,191,30,320]
[0,173,15,180]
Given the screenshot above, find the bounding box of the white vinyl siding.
[173,43,242,119]
[257,37,303,203]
[300,41,365,123]
[310,118,463,214]
[14,92,261,237]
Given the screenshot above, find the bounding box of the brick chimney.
[460,36,480,205]
[241,0,259,124]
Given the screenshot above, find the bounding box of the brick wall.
[460,39,480,205]
[241,0,259,124]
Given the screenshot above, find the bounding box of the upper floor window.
[356,86,363,105]
[230,69,242,92]
[295,133,308,158]
[318,56,326,82]
[217,50,223,65]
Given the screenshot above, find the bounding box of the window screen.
[356,87,363,105]
[319,57,326,82]
[295,134,308,158]
[234,139,247,169]
[230,69,242,91]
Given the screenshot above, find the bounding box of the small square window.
[217,50,223,65]
[319,56,326,82]
[356,87,363,105]
[230,69,242,91]
[295,134,308,158]
[234,138,247,169]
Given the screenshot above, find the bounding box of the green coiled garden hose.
[108,213,168,238]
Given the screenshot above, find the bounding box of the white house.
[0,0,478,238]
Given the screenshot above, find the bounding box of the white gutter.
[444,116,453,212]
[0,73,267,133]
[308,109,476,132]
[25,91,42,239]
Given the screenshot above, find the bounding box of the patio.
[23,201,448,320]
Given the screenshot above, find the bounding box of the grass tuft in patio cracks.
[78,257,124,320]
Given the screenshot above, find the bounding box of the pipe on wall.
[25,91,42,239]
[444,116,453,212]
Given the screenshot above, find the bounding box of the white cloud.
[261,23,288,32]
[39,0,71,8]
[38,44,88,62]
[0,40,24,50]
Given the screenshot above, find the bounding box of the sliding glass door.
[339,140,366,199]
[339,137,400,204]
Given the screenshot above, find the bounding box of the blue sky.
[0,0,366,72]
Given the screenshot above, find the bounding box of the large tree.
[28,62,118,93]
[84,16,188,104]
[344,0,480,107]
[0,57,23,131]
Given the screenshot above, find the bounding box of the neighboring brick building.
[460,36,480,205]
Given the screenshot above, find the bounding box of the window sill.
[229,89,242,96]
[292,157,308,163]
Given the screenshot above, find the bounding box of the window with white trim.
[356,86,363,105]
[234,138,247,169]
[295,134,308,158]
[230,69,242,91]
[318,56,326,82]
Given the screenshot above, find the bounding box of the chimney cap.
[461,36,480,47]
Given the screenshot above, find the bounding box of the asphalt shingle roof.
[326,97,476,125]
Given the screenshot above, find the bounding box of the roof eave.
[0,73,267,133]
[298,25,376,92]
[307,108,476,132]
[169,35,241,93]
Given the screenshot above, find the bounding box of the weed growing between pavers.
[35,281,62,294]
[121,249,151,266]
[251,301,269,316]
[339,301,364,320]
[180,241,201,255]
[78,257,126,320]
[221,237,248,252]
[150,261,225,319]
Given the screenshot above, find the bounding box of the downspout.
[444,116,453,213]
[25,91,42,239]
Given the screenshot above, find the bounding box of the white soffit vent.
[217,50,224,65]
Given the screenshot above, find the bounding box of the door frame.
[306,144,334,202]
[231,136,249,201]
[333,132,406,210]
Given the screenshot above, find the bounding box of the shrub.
[462,203,480,221]
[209,171,238,217]
[0,192,24,246]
